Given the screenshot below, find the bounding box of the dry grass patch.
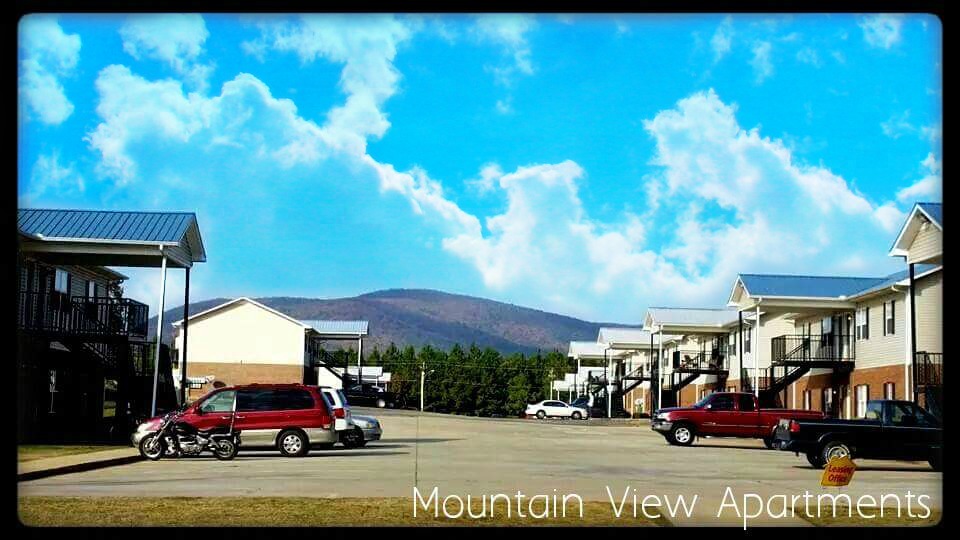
[18,497,671,527]
[799,505,941,527]
[18,445,127,463]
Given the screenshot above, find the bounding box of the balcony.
[770,334,855,367]
[17,291,149,339]
[915,352,942,387]
[672,350,728,373]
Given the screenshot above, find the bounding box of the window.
[883,300,896,335]
[738,394,756,411]
[821,388,833,415]
[728,333,736,357]
[821,316,833,334]
[274,389,316,410]
[744,326,752,353]
[199,390,237,413]
[883,382,896,400]
[803,390,812,410]
[87,280,96,299]
[709,394,736,411]
[54,269,69,293]
[855,306,870,340]
[889,402,938,428]
[864,401,883,421]
[855,385,869,418]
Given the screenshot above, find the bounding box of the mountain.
[146,288,638,355]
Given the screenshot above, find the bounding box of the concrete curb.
[18,454,143,482]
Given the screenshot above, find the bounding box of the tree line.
[327,343,579,417]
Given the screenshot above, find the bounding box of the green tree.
[506,372,531,416]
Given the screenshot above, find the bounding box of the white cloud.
[796,47,822,67]
[881,110,915,139]
[23,152,85,203]
[872,202,906,233]
[896,152,942,203]
[119,14,212,90]
[434,90,901,318]
[495,98,513,115]
[750,41,773,83]
[18,15,81,125]
[471,14,536,84]
[710,17,733,62]
[859,14,904,49]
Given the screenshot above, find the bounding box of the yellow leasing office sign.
[821,455,856,487]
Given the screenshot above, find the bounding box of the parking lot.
[19,408,942,526]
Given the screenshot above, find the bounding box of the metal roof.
[567,341,631,358]
[917,202,942,228]
[20,208,194,243]
[597,327,673,347]
[737,273,884,299]
[737,264,939,300]
[19,208,206,264]
[645,307,739,327]
[301,320,369,336]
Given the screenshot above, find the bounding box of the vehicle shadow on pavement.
[789,465,937,473]
[231,451,410,460]
[385,438,462,444]
[693,444,770,451]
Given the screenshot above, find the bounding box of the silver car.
[346,415,383,447]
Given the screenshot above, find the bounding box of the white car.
[526,400,588,420]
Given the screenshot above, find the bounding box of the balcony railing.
[771,334,855,364]
[17,291,149,338]
[672,350,728,372]
[915,352,942,387]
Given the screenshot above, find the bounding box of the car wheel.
[762,437,776,450]
[571,411,582,420]
[806,452,826,469]
[820,441,852,467]
[669,423,695,446]
[536,410,546,419]
[277,429,309,457]
[342,427,365,449]
[377,398,386,408]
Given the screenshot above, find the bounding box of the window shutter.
[890,300,895,335]
[882,302,887,336]
[865,307,869,340]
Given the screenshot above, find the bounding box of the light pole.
[419,362,434,412]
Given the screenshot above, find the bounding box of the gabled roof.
[730,264,939,303]
[567,340,628,359]
[645,307,739,329]
[848,264,939,298]
[889,202,943,258]
[736,273,884,299]
[301,320,369,336]
[19,208,207,267]
[173,297,306,328]
[596,327,675,348]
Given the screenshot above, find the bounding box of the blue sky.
[18,13,942,322]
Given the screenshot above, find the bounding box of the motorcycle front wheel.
[213,438,238,461]
[139,434,166,461]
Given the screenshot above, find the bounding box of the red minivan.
[133,383,337,457]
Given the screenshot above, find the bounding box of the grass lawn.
[799,506,941,527]
[18,497,671,527]
[18,445,128,463]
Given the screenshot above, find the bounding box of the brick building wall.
[185,361,303,401]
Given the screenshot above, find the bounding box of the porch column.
[908,262,917,402]
[604,348,611,418]
[754,303,760,398]
[575,356,580,398]
[180,266,190,405]
[657,327,663,412]
[151,251,168,417]
[738,311,743,391]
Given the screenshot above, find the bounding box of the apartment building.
[642,308,739,408]
[17,209,206,442]
[171,297,372,400]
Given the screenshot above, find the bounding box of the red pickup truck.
[650,392,826,448]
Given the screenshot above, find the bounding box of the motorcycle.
[139,406,240,461]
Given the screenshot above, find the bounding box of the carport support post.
[420,361,426,412]
[604,348,611,418]
[180,266,190,406]
[357,337,363,387]
[151,251,168,417]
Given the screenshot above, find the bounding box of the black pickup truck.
[773,399,942,470]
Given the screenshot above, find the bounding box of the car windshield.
[337,389,351,408]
